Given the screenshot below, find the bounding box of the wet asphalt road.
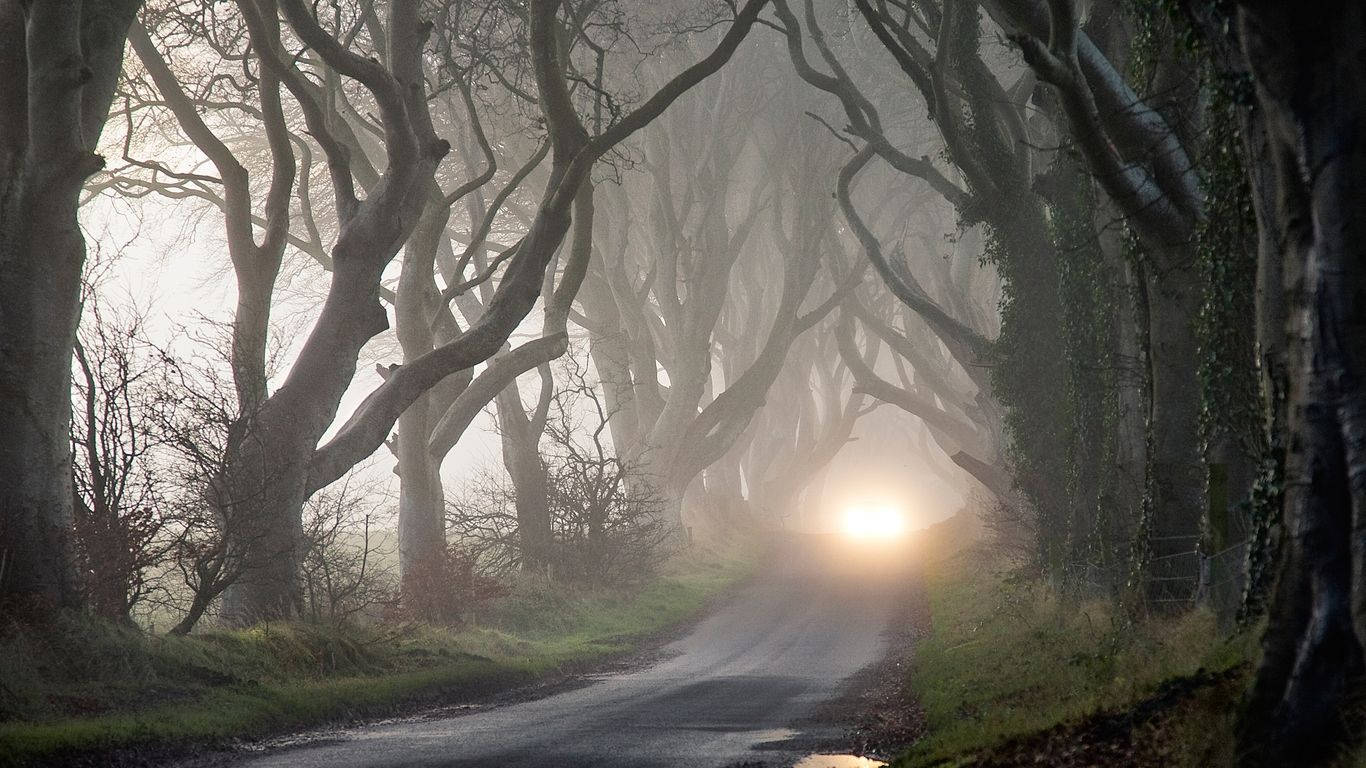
[229,536,910,768]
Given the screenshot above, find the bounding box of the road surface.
[230,537,910,768]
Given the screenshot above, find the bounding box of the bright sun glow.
[841,504,907,540]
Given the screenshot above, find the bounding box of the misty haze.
[1,1,1363,767]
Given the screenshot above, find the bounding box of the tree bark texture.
[1235,3,1366,763]
[0,0,140,616]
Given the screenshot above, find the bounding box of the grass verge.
[893,519,1256,767]
[0,548,755,767]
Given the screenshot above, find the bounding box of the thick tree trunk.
[636,420,689,530]
[702,439,750,525]
[497,384,552,572]
[0,179,86,615]
[219,255,394,624]
[1235,3,1366,762]
[1143,263,1206,605]
[216,472,307,622]
[1075,243,1149,591]
[1111,256,1149,540]
[396,393,446,589]
[0,0,139,616]
[393,207,462,599]
[579,273,641,456]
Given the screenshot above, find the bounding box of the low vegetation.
[0,549,753,767]
[893,516,1258,767]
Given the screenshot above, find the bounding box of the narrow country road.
[229,536,911,768]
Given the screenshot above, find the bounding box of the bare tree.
[0,0,142,617]
[742,320,880,523]
[115,0,769,624]
[571,60,856,532]
[1000,0,1216,603]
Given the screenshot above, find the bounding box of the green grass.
[0,549,754,767]
[894,524,1256,767]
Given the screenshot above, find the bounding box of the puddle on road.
[793,755,888,768]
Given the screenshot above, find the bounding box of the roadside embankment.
[0,548,756,768]
[886,513,1256,768]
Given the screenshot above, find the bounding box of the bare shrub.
[69,299,180,623]
[448,355,672,586]
[387,543,504,625]
[297,477,399,624]
[980,492,1039,570]
[67,302,272,634]
[445,468,523,578]
[145,325,257,635]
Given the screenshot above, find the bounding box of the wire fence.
[1062,535,1251,630]
[1137,538,1250,630]
[1200,539,1250,628]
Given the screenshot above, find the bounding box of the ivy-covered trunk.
[1142,261,1206,605]
[986,205,1070,581]
[1047,164,1133,593]
[1195,86,1264,629]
